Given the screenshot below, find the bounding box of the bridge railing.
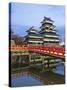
[10,45,65,58]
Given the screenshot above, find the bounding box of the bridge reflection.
[11,68,65,85]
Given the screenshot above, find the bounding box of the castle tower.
[25,27,43,45]
[39,17,60,46]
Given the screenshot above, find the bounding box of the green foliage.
[14,50,28,54]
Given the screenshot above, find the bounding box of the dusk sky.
[10,3,65,42]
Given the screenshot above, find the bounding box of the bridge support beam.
[11,55,18,63]
[18,56,22,63]
[29,54,31,62]
[41,55,51,71]
[41,55,45,70]
[47,58,50,71]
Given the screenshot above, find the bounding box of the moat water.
[11,63,65,87]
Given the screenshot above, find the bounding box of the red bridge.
[10,45,65,59]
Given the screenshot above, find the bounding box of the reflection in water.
[11,69,44,87]
[53,64,65,75]
[11,64,65,87]
[11,74,43,87]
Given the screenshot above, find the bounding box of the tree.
[14,36,25,45]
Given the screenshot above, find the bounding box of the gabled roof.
[26,26,37,32]
[41,16,54,23]
[44,16,54,22]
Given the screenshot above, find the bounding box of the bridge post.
[16,56,21,67]
[40,55,45,70]
[41,56,51,71]
[18,56,22,64]
[11,55,16,63]
[29,54,31,63]
[47,58,50,71]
